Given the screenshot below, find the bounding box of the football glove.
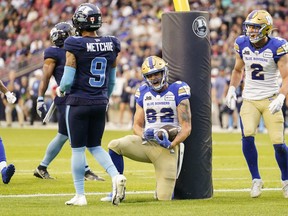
[225,86,237,110]
[143,128,155,140]
[36,96,47,119]
[56,86,65,97]
[5,91,16,104]
[269,94,285,114]
[155,132,172,149]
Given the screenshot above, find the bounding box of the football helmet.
[72,3,102,32]
[50,22,74,47]
[141,56,168,91]
[243,10,273,43]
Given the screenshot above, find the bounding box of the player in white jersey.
[225,10,288,198]
[101,56,192,201]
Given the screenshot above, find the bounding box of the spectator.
[29,69,43,125]
[2,70,24,127]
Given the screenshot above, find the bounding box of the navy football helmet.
[72,3,102,32]
[50,22,74,47]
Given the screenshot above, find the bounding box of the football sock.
[242,136,261,179]
[85,165,89,172]
[38,165,47,170]
[0,137,6,163]
[72,147,85,195]
[40,133,68,167]
[273,143,288,180]
[0,161,7,173]
[88,146,118,178]
[109,149,124,174]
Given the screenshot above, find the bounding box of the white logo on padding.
[192,16,208,38]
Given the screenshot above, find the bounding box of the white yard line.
[0,188,283,198]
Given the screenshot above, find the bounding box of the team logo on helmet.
[192,16,208,38]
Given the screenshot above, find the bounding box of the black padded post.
[162,11,213,199]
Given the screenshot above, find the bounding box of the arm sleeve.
[60,66,76,92]
[108,67,116,97]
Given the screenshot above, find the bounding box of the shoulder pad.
[170,81,191,97]
[234,36,247,53]
[276,42,288,56]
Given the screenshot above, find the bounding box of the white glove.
[269,94,285,114]
[5,91,16,104]
[225,86,237,110]
[56,86,65,97]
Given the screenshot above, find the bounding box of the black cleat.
[84,170,105,181]
[33,168,54,179]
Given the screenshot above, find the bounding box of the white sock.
[0,161,7,172]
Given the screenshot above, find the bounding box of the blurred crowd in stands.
[0,0,287,129]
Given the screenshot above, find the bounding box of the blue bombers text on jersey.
[135,81,191,131]
[234,36,288,100]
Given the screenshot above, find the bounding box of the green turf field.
[0,128,287,216]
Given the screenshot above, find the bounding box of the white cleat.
[112,174,126,205]
[282,180,288,198]
[100,193,112,202]
[65,194,87,206]
[250,179,263,198]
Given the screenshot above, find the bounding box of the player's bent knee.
[108,139,120,150]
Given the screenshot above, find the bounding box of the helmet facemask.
[141,56,169,92]
[50,22,74,47]
[143,68,168,91]
[243,10,273,44]
[244,23,268,43]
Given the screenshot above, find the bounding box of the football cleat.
[33,168,54,179]
[112,174,126,205]
[84,170,105,181]
[250,178,263,198]
[282,180,288,198]
[2,164,15,184]
[65,194,87,206]
[100,192,112,202]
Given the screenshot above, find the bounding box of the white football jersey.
[234,36,288,100]
[135,81,191,131]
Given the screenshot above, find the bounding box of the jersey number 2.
[251,63,264,80]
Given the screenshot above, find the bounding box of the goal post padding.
[162,11,213,199]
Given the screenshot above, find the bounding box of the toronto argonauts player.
[56,3,126,206]
[101,56,192,201]
[0,79,16,184]
[225,10,288,198]
[34,22,104,181]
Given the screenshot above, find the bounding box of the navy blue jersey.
[44,46,66,84]
[64,35,121,105]
[44,46,67,105]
